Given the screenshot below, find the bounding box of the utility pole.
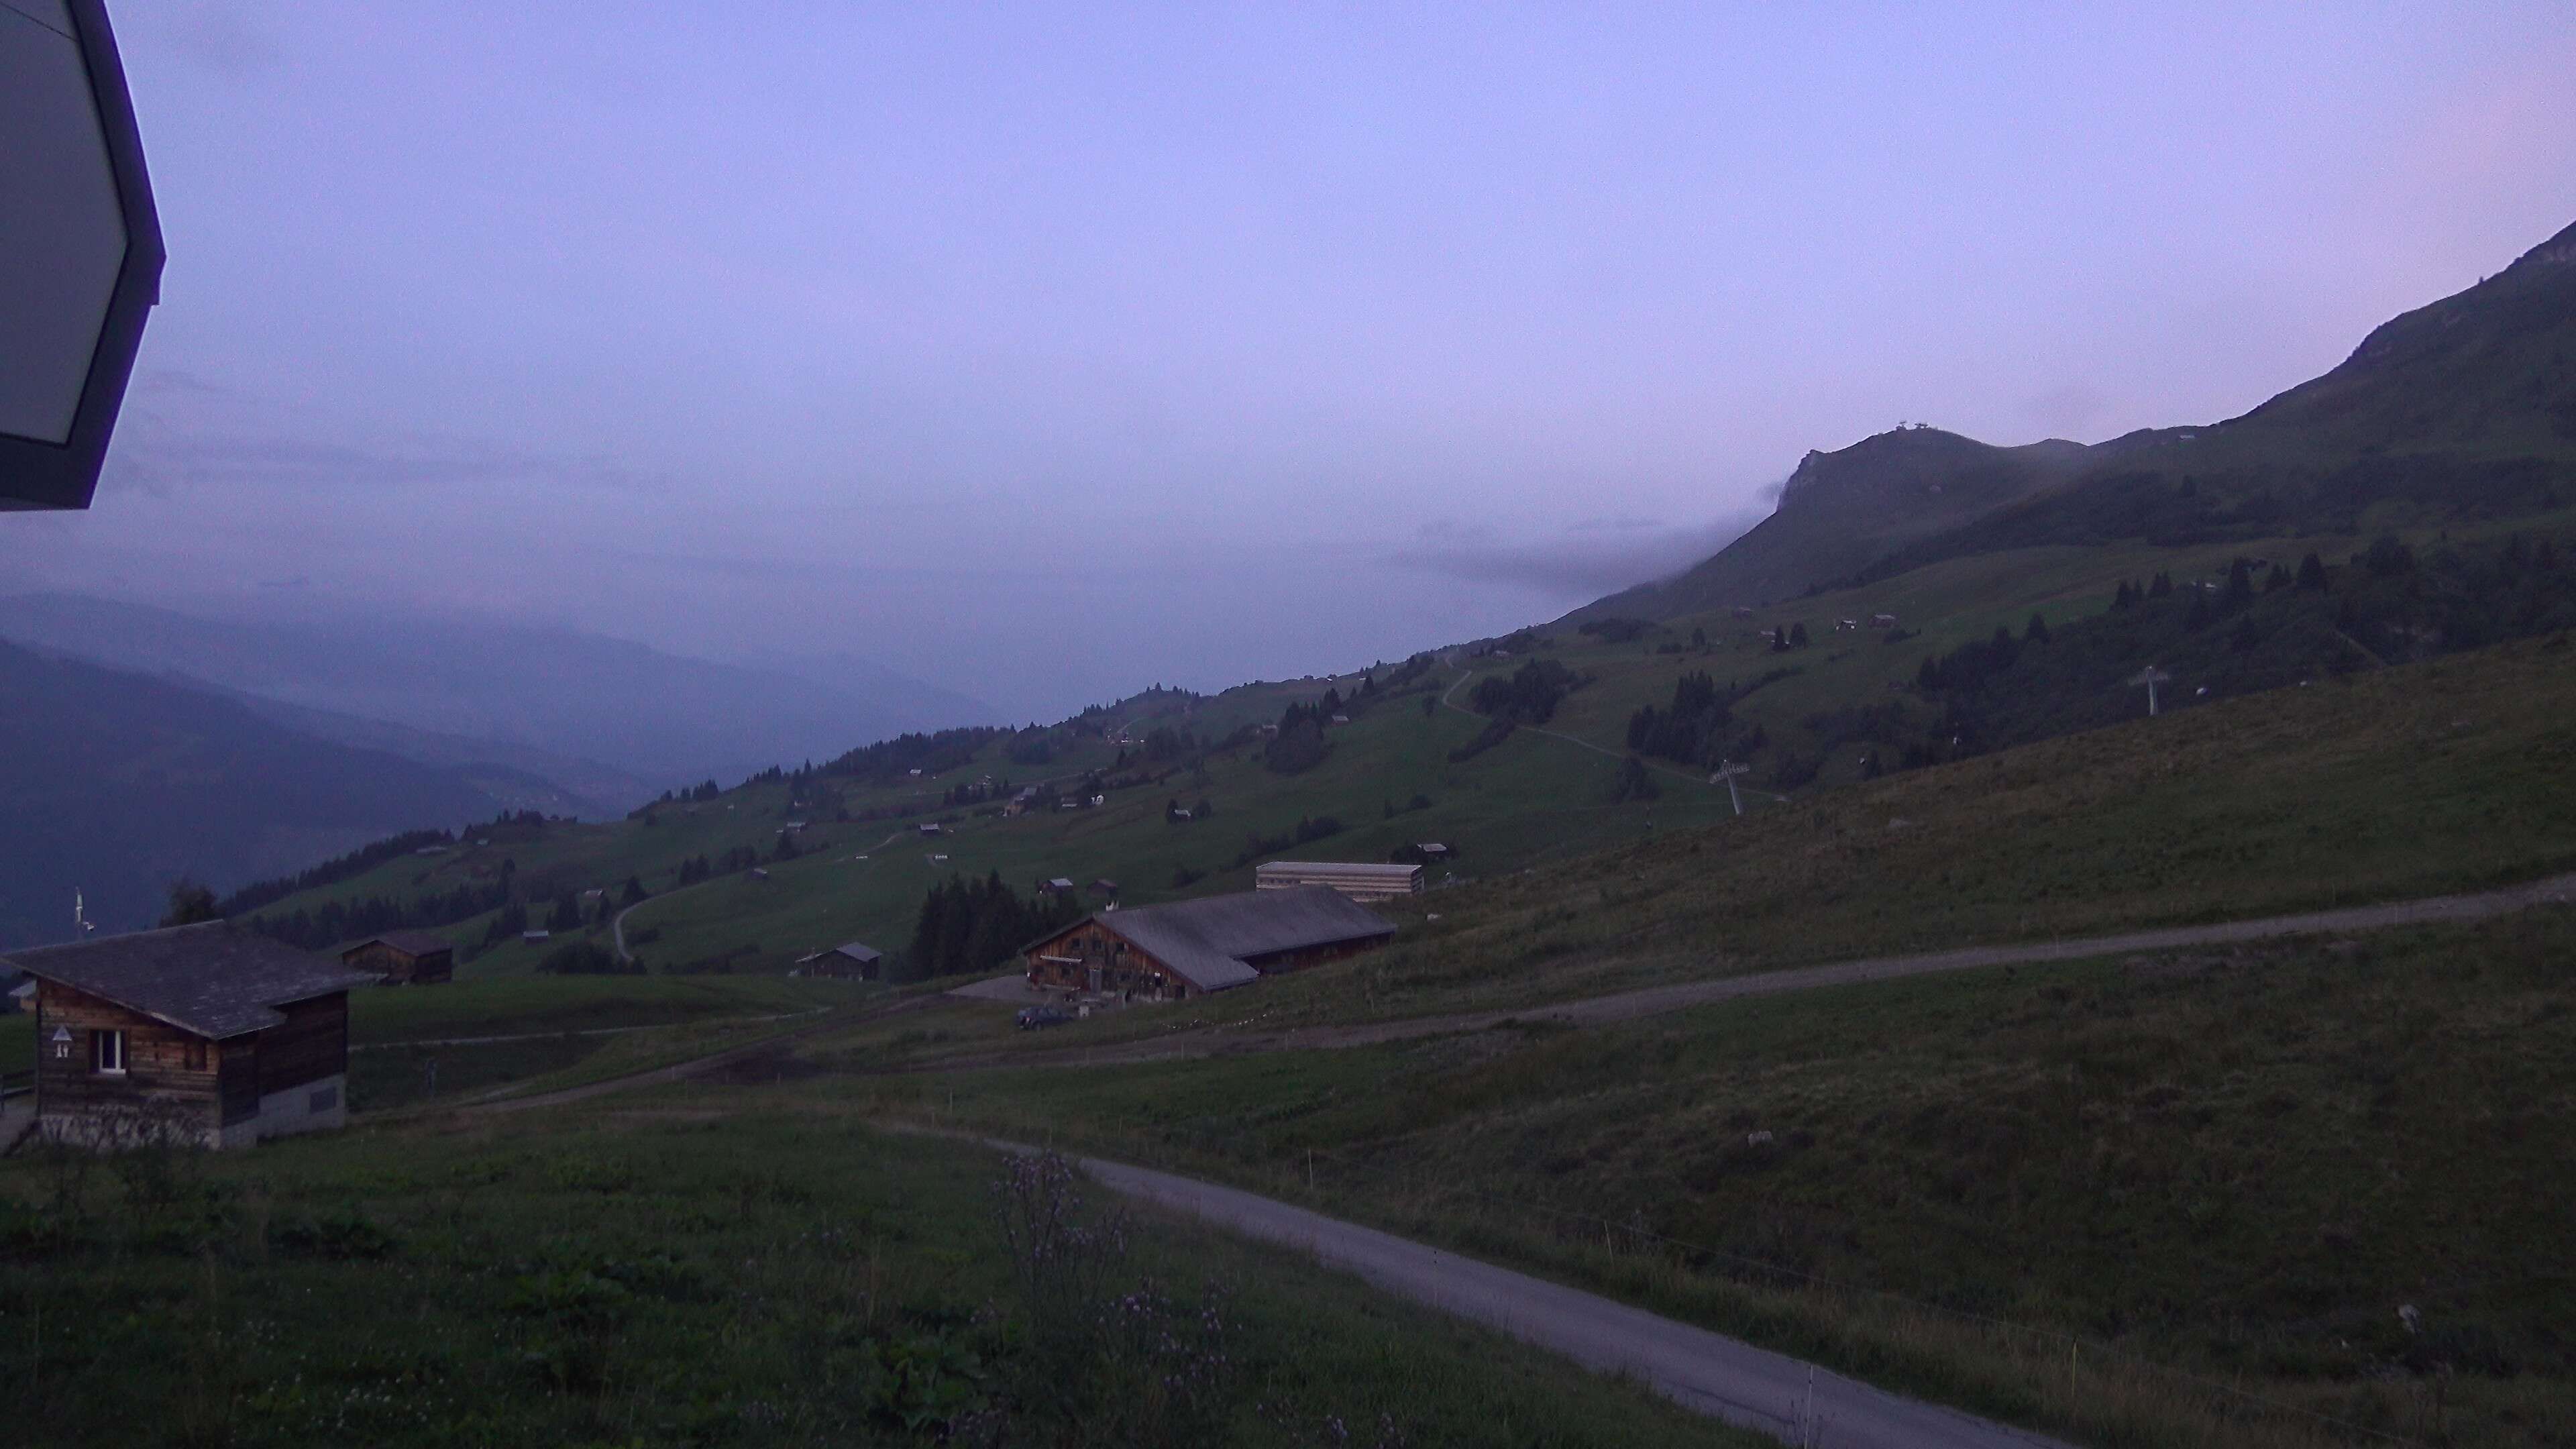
[2128,665,2170,716]
[1711,760,1750,815]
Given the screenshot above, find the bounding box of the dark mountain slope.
[1576,428,2091,619]
[1594,216,2576,618]
[0,640,522,947]
[1848,219,2576,586]
[0,594,1002,788]
[2238,217,2576,453]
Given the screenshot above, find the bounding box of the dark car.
[1016,1006,1073,1030]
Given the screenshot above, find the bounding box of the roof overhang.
[17,962,266,1040]
[1,0,164,511]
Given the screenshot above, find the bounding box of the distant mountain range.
[0,594,1002,794]
[0,638,557,946]
[1584,217,2576,621]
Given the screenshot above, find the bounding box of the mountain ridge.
[1578,215,2576,622]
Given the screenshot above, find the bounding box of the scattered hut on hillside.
[340,930,454,985]
[793,942,881,980]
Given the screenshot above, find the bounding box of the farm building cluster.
[1021,883,1395,1000]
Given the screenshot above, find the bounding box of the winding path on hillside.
[1042,1142,2071,1449]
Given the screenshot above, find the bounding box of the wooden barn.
[5,922,380,1150]
[793,941,882,979]
[340,929,455,985]
[1021,885,1395,1000]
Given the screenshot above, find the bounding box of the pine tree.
[159,879,221,928]
[2024,612,2051,644]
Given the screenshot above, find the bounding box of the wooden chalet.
[340,929,454,985]
[793,941,882,980]
[1021,885,1395,1001]
[5,922,380,1150]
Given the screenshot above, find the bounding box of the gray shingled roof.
[347,930,453,957]
[800,941,881,964]
[1047,885,1395,994]
[2,922,383,1039]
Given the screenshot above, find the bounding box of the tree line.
[906,872,1085,982]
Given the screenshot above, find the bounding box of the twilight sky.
[7,2,2575,720]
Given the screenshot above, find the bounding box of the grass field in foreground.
[347,973,857,1044]
[0,1108,1763,1448]
[843,907,2576,1448]
[0,1014,28,1075]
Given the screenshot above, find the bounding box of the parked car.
[1016,1006,1073,1031]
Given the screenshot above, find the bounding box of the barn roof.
[3,921,381,1039]
[799,941,881,964]
[1031,886,1395,994]
[345,930,453,958]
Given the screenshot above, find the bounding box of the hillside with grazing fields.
[147,217,2576,1018]
[843,907,2576,1448]
[0,1097,1767,1448]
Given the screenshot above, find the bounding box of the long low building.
[1254,860,1424,901]
[1022,885,1395,1000]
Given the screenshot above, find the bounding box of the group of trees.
[1468,659,1582,725]
[1623,670,1780,769]
[822,727,1004,786]
[906,872,1085,982]
[250,865,519,953]
[1912,533,2576,758]
[674,847,763,888]
[1605,756,1662,803]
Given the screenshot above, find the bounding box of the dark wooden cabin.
[793,941,882,979]
[5,922,381,1149]
[1020,885,1395,1001]
[340,930,455,985]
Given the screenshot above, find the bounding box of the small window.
[182,1040,207,1072]
[91,1030,125,1075]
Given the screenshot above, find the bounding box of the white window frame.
[91,1028,126,1075]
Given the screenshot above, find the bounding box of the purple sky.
[7,3,2574,718]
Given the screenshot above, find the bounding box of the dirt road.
[953,1133,2070,1449]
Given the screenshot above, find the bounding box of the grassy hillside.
[0,1102,1764,1448]
[228,526,2575,1008]
[815,630,2572,1053]
[858,908,2576,1448]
